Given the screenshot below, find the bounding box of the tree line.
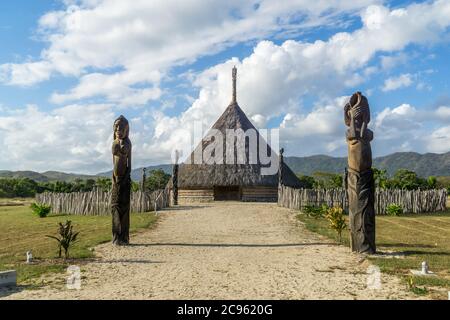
[1,168,448,198]
[297,168,450,191]
[0,169,171,198]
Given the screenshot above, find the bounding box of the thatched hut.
[175,67,303,203]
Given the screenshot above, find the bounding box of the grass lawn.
[0,202,157,285]
[297,211,450,299]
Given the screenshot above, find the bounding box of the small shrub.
[46,220,80,259]
[386,204,403,216]
[407,276,428,295]
[30,203,51,218]
[325,207,347,243]
[303,204,329,219]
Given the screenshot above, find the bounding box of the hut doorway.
[214,186,241,201]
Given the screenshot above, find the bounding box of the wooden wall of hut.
[241,186,277,202]
[178,189,214,204]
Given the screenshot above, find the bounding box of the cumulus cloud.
[372,103,450,155]
[0,62,53,86]
[1,0,450,172]
[0,0,378,105]
[144,0,450,160]
[381,73,413,91]
[279,97,348,155]
[0,104,116,173]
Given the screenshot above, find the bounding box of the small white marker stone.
[410,261,436,277]
[26,251,33,264]
[421,261,428,275]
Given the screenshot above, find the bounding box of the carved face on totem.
[113,115,129,140]
[344,92,370,129]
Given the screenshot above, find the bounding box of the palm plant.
[46,220,79,259]
[325,207,347,243]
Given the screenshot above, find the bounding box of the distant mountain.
[284,155,347,176]
[2,152,449,182]
[285,152,450,177]
[0,170,98,182]
[97,164,173,181]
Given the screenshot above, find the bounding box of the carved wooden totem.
[344,92,376,254]
[111,115,132,246]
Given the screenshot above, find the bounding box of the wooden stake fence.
[36,188,170,216]
[278,186,447,215]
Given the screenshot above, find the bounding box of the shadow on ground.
[128,242,337,248]
[159,205,208,211]
[94,259,166,264]
[379,243,438,249]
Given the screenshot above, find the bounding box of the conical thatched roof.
[178,68,302,189]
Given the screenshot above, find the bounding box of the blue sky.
[0,0,449,174]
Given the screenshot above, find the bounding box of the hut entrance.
[214,186,241,201]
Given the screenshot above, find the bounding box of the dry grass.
[297,211,450,299]
[0,198,34,207]
[0,204,157,284]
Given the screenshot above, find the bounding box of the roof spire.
[231,66,237,104]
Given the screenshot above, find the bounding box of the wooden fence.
[278,186,448,215]
[36,188,170,216]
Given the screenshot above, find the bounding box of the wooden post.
[172,150,179,206]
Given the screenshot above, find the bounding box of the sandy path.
[2,202,417,300]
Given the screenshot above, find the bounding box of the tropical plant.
[296,175,315,189]
[46,220,79,259]
[303,204,328,219]
[312,172,343,189]
[95,177,112,192]
[408,276,428,295]
[325,207,347,243]
[426,176,437,189]
[373,168,388,189]
[386,203,403,216]
[30,203,51,218]
[145,169,171,192]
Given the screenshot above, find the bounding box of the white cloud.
[2,1,450,172]
[372,103,450,155]
[279,97,348,154]
[0,0,379,105]
[144,0,450,160]
[0,62,53,86]
[435,106,450,120]
[0,104,116,173]
[50,69,162,106]
[382,73,413,91]
[428,126,450,153]
[380,52,409,70]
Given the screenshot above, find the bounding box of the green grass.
[297,210,450,299]
[0,204,157,284]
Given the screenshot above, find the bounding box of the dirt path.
[2,202,417,300]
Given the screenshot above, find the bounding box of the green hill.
[97,164,173,181]
[285,152,450,177]
[0,170,98,182]
[1,152,449,182]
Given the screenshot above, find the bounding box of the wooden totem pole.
[111,115,132,246]
[172,150,179,206]
[344,92,376,254]
[278,148,284,187]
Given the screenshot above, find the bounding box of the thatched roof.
[178,163,302,188]
[178,68,303,189]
